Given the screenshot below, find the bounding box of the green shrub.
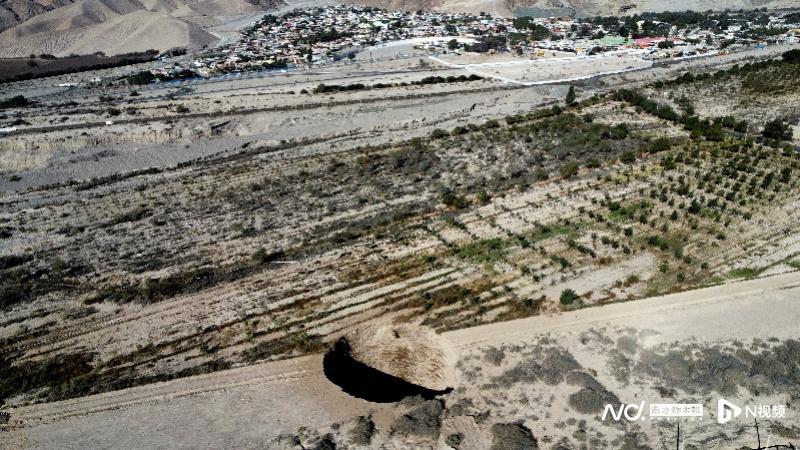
[565,85,576,105]
[560,289,580,306]
[619,150,637,164]
[650,137,671,153]
[430,129,448,139]
[441,191,469,209]
[762,118,793,141]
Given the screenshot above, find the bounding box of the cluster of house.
[521,14,800,58]
[188,5,515,76]
[149,5,800,78]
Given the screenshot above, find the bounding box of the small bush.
[565,85,576,106]
[650,137,671,153]
[490,422,538,450]
[391,399,444,438]
[349,416,376,446]
[430,129,448,139]
[619,150,637,164]
[762,118,793,141]
[441,191,469,209]
[560,289,580,306]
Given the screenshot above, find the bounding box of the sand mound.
[340,323,458,392]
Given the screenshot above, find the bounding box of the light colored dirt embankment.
[4,272,800,449]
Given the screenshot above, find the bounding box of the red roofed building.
[634,37,666,48]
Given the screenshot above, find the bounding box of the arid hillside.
[0,0,284,57]
[1,46,799,413]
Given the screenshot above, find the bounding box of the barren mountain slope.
[0,0,85,32]
[0,0,50,27]
[0,8,216,56]
[0,0,282,57]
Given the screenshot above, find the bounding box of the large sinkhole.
[322,324,458,403]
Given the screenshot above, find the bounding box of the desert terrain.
[1,4,800,449]
[3,273,800,448]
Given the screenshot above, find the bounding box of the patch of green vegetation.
[608,200,651,222]
[528,222,582,243]
[727,267,762,279]
[441,191,470,209]
[452,238,509,264]
[788,260,800,270]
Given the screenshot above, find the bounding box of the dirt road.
[3,272,800,449]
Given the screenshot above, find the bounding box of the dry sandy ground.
[3,272,800,449]
[430,51,652,86]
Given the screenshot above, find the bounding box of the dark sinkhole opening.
[323,338,452,403]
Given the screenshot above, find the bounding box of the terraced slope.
[2,59,799,409]
[4,273,800,449]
